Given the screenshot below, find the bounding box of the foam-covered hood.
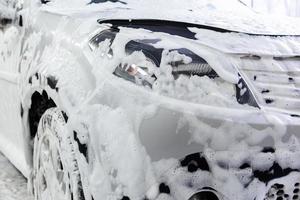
[45,0,300,36]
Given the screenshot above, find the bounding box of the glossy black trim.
[98,19,230,39]
[98,19,300,37]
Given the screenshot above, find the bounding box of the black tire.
[32,108,84,200]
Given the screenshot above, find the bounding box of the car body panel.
[0,1,300,199]
[0,11,29,176]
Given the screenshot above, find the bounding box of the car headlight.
[113,54,157,88]
[113,39,218,87]
[89,28,258,107]
[90,29,218,83]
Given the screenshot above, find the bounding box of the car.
[1,0,300,200]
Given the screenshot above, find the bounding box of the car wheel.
[33,108,84,200]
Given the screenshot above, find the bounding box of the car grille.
[238,56,300,116]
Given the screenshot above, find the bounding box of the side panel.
[18,9,98,179]
[0,25,28,176]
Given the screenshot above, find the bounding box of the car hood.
[44,0,300,36]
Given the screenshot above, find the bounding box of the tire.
[32,108,84,200]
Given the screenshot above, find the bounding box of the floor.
[0,153,33,200]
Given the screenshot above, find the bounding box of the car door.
[0,0,28,175]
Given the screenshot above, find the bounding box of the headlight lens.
[113,39,218,88]
[90,29,258,108]
[114,56,156,88]
[90,30,218,86]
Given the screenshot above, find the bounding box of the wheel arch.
[21,75,67,192]
[28,90,57,139]
[22,73,90,200]
[21,72,63,153]
[22,75,64,140]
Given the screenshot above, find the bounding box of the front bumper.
[152,150,300,200]
[137,104,300,200]
[90,77,300,200]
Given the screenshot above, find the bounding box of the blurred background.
[240,0,300,17]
